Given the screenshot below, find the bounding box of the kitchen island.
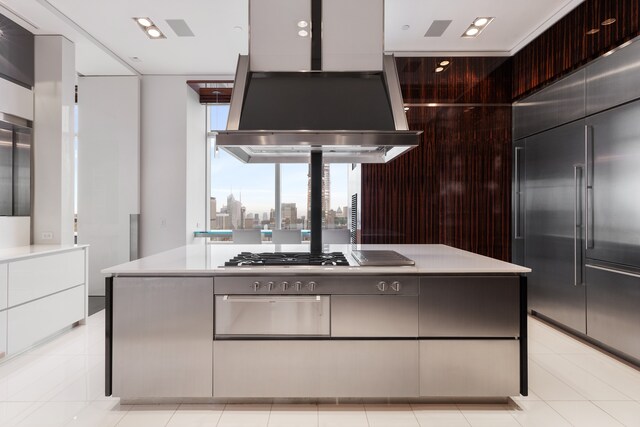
[103,244,530,402]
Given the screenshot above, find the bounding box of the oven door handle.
[221,295,323,303]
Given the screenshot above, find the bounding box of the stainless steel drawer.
[331,295,418,337]
[215,295,330,336]
[213,340,419,398]
[419,340,520,397]
[419,276,520,337]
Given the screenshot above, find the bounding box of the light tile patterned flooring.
[1,311,639,426]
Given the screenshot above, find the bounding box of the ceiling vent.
[424,20,452,37]
[165,19,195,37]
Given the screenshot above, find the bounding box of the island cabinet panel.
[419,340,520,397]
[213,340,419,397]
[331,295,418,337]
[112,277,213,399]
[419,276,520,337]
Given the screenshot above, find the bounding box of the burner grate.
[225,252,349,267]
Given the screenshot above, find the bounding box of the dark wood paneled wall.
[513,0,640,99]
[361,58,513,261]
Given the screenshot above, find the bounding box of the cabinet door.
[525,121,586,333]
[112,277,213,398]
[0,310,6,359]
[214,340,418,398]
[419,276,519,337]
[420,340,519,397]
[586,265,640,360]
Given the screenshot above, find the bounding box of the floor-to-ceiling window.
[207,104,349,243]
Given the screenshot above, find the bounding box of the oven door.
[215,295,330,336]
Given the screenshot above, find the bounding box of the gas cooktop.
[224,252,350,267]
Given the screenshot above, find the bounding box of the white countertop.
[102,244,530,275]
[0,244,88,263]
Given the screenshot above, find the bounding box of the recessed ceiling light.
[603,49,615,57]
[439,60,450,66]
[297,20,308,28]
[427,103,437,107]
[404,107,410,111]
[465,27,479,36]
[619,40,633,49]
[298,29,309,37]
[136,17,152,27]
[435,66,445,72]
[402,24,410,30]
[601,18,616,25]
[147,27,162,38]
[586,28,600,35]
[474,18,489,26]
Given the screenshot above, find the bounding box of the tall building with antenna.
[306,164,330,228]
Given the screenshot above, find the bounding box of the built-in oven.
[215,295,330,336]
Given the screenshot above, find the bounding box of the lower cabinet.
[112,277,213,399]
[213,340,419,398]
[586,265,640,360]
[0,310,6,359]
[419,340,520,397]
[7,284,84,354]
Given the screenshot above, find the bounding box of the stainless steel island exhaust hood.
[215,0,421,164]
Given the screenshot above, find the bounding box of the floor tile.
[318,404,368,427]
[594,401,640,427]
[217,404,271,427]
[531,353,632,400]
[528,360,586,401]
[411,404,470,427]
[509,400,571,427]
[457,404,520,427]
[564,353,640,401]
[114,404,178,427]
[166,403,225,427]
[365,404,419,427]
[63,400,130,427]
[0,402,38,426]
[15,401,88,427]
[268,404,317,427]
[548,401,624,427]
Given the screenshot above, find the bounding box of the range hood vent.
[217,55,421,164]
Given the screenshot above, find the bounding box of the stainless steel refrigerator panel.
[512,141,526,265]
[0,127,12,216]
[525,121,586,332]
[331,295,418,337]
[586,40,640,116]
[586,101,640,268]
[215,295,330,336]
[419,340,520,397]
[513,68,585,140]
[586,264,640,360]
[419,276,520,337]
[213,340,419,397]
[112,277,214,398]
[12,128,31,216]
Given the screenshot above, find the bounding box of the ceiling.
[0,0,584,76]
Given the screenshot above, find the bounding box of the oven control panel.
[214,276,419,295]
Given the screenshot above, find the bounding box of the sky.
[209,105,349,217]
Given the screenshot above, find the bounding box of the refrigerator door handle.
[585,125,594,249]
[574,165,583,286]
[515,147,524,239]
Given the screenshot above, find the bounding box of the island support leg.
[519,274,528,396]
[105,276,113,396]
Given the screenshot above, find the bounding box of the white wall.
[77,76,140,295]
[32,35,75,245]
[0,77,33,249]
[139,75,213,257]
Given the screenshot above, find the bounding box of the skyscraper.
[306,164,331,227]
[281,203,298,229]
[209,197,217,230]
[227,193,243,229]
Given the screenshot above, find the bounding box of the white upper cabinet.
[249,0,311,71]
[322,0,383,71]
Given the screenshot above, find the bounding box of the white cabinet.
[8,250,85,306]
[0,263,7,310]
[0,310,6,359]
[8,285,85,354]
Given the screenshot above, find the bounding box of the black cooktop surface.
[224,252,350,267]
